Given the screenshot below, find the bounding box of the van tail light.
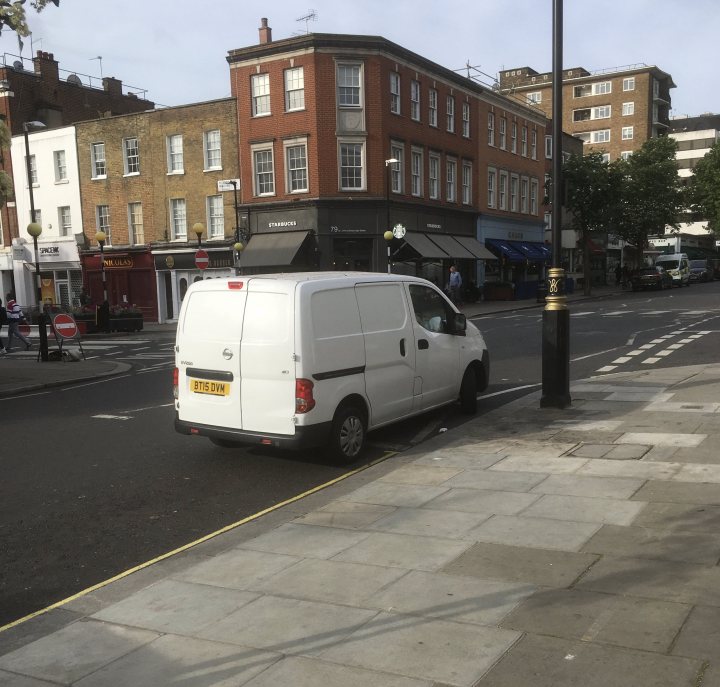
[295,378,316,414]
[173,367,179,399]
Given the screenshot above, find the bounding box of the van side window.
[409,285,453,333]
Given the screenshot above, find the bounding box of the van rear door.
[177,283,246,429]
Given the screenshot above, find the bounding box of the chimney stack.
[259,18,272,44]
[33,51,59,83]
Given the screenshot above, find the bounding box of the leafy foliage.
[0,0,59,37]
[0,120,11,208]
[688,139,720,235]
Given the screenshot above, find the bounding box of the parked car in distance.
[630,266,673,291]
[688,259,710,282]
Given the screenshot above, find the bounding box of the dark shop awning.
[426,234,475,259]
[238,231,310,268]
[402,232,450,258]
[512,240,551,262]
[485,238,527,263]
[454,236,498,261]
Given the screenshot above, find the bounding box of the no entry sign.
[52,313,79,339]
[195,249,210,270]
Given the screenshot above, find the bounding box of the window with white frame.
[511,122,517,153]
[521,126,528,156]
[285,140,308,193]
[591,129,611,143]
[284,66,305,111]
[128,202,144,244]
[53,150,67,182]
[527,91,542,104]
[622,102,634,116]
[510,174,519,212]
[601,153,610,163]
[446,95,455,133]
[28,154,38,184]
[390,72,401,114]
[545,135,552,158]
[428,88,438,127]
[204,129,221,170]
[170,198,186,240]
[411,148,423,197]
[462,161,472,205]
[32,208,42,228]
[620,150,632,160]
[167,135,184,173]
[593,105,611,119]
[487,167,497,208]
[410,80,420,121]
[253,146,275,195]
[429,153,440,199]
[622,126,634,140]
[593,81,612,95]
[339,140,364,190]
[207,194,224,238]
[390,143,404,193]
[530,179,539,215]
[123,137,140,175]
[462,102,470,138]
[251,73,271,116]
[97,204,110,243]
[520,177,529,213]
[337,63,361,107]
[488,112,495,146]
[58,206,71,236]
[499,117,507,149]
[446,158,456,202]
[91,142,106,178]
[531,130,537,159]
[499,171,508,210]
[623,77,635,91]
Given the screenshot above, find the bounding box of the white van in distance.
[654,253,690,287]
[174,272,490,462]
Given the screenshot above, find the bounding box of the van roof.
[186,271,435,291]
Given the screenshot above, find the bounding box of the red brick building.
[227,21,548,294]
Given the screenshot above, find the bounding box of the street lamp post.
[192,222,204,247]
[26,222,49,361]
[94,230,108,332]
[384,158,399,273]
[23,120,49,362]
[540,0,571,409]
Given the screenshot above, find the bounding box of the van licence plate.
[190,379,230,396]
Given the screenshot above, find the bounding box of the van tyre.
[327,405,366,464]
[459,368,478,414]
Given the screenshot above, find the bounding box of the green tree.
[688,139,720,236]
[615,136,684,257]
[562,151,624,295]
[0,0,59,38]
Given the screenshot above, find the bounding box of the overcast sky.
[1,0,716,117]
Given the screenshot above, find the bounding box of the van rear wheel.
[327,405,366,464]
[459,368,478,414]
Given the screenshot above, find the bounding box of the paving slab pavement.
[1,289,720,686]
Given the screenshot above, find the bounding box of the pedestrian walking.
[0,298,7,354]
[447,265,463,306]
[5,296,31,352]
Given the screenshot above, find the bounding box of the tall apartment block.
[499,64,675,162]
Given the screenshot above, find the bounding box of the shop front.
[153,247,235,323]
[11,236,83,309]
[80,248,157,322]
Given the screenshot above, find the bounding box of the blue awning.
[511,241,551,262]
[485,238,526,263]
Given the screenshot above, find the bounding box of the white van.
[174,272,489,462]
[655,253,690,287]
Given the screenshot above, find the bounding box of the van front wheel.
[459,368,478,414]
[327,405,366,464]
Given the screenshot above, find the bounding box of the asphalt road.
[2,281,718,626]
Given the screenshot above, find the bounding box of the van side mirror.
[449,312,467,335]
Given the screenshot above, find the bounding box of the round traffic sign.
[53,313,79,339]
[195,249,210,270]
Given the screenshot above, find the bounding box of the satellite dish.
[12,61,23,71]
[67,73,82,85]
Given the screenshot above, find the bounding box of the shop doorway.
[331,238,372,271]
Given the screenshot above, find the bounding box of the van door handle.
[418,339,429,350]
[400,338,406,356]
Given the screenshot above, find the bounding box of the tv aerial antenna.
[295,9,317,35]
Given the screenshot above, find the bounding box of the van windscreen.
[658,260,679,269]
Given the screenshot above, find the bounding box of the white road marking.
[678,338,695,344]
[571,311,596,317]
[656,350,673,357]
[602,311,627,316]
[92,414,132,420]
[642,357,661,364]
[638,344,656,350]
[572,347,622,362]
[627,350,645,356]
[667,344,684,350]
[596,365,617,373]
[612,357,632,364]
[479,383,541,399]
